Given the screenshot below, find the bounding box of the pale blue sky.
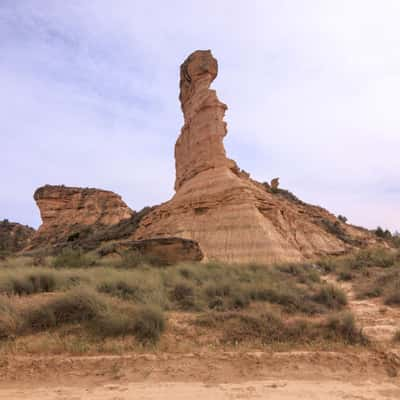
[1,1,399,231]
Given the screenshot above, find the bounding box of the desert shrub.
[338,215,348,223]
[116,250,164,269]
[384,291,400,306]
[0,269,71,296]
[312,285,347,309]
[170,282,196,310]
[52,248,93,268]
[27,271,57,292]
[392,330,400,343]
[0,296,19,339]
[276,263,320,284]
[93,309,135,337]
[323,312,367,345]
[375,227,392,239]
[197,310,367,346]
[338,271,354,281]
[131,306,165,343]
[22,288,106,333]
[98,280,144,301]
[248,286,320,314]
[362,287,383,298]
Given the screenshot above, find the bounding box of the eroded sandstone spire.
[133,50,377,263]
[175,50,237,190]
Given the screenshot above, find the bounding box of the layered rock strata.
[32,185,134,246]
[133,50,376,263]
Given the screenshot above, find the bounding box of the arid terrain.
[1,248,400,399]
[1,49,400,399]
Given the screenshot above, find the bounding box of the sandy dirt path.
[1,379,400,400]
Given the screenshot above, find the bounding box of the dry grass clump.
[318,248,400,301]
[319,248,399,273]
[52,248,94,268]
[0,268,81,295]
[0,259,348,315]
[312,285,347,309]
[0,296,19,339]
[2,288,166,344]
[197,310,367,346]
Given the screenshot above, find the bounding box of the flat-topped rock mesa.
[0,220,35,253]
[32,185,134,245]
[133,49,377,263]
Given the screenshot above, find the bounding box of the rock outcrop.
[99,237,203,265]
[133,50,376,263]
[32,185,134,246]
[0,220,35,253]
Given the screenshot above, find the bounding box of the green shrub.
[197,310,367,346]
[22,288,106,332]
[98,280,144,301]
[313,285,347,309]
[338,271,353,281]
[0,296,19,339]
[384,291,400,306]
[170,283,196,310]
[52,248,92,268]
[132,306,165,343]
[117,250,164,269]
[323,312,367,345]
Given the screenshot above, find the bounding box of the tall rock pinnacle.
[133,50,376,263]
[175,50,237,190]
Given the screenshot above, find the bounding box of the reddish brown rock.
[32,185,134,246]
[133,50,376,263]
[0,220,35,253]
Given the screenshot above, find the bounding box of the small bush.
[132,306,165,343]
[98,280,144,301]
[384,291,400,306]
[338,271,353,281]
[0,296,19,339]
[323,312,367,345]
[94,310,135,337]
[313,285,347,309]
[22,288,106,332]
[52,248,92,268]
[197,310,367,346]
[170,283,196,310]
[392,330,400,343]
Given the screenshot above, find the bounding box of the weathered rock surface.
[99,237,203,265]
[0,220,35,253]
[32,185,134,246]
[133,50,377,263]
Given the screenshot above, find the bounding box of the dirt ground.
[2,276,400,399]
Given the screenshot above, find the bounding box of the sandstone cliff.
[133,50,376,263]
[32,185,134,247]
[0,220,35,253]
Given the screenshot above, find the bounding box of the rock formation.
[99,237,203,265]
[0,220,35,253]
[32,185,134,246]
[133,50,376,263]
